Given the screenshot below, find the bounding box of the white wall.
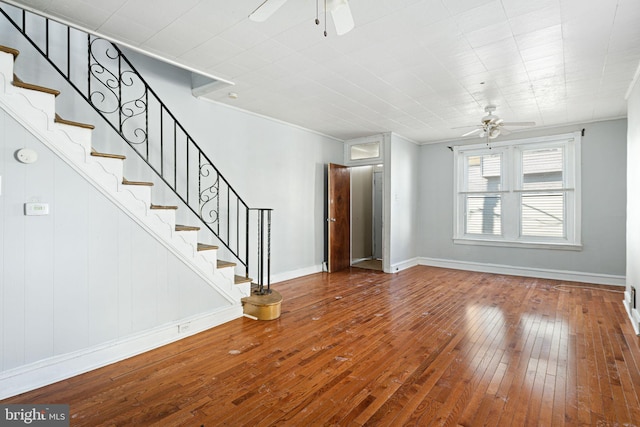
[627,76,640,326]
[387,133,420,271]
[418,120,627,283]
[115,48,345,281]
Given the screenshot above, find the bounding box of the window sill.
[453,237,583,251]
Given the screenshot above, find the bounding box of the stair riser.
[217,266,236,282]
[12,85,56,120]
[197,249,218,265]
[0,53,13,91]
[118,184,152,205]
[149,209,176,229]
[175,229,198,250]
[90,157,124,182]
[56,124,92,152]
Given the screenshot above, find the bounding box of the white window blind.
[453,132,581,250]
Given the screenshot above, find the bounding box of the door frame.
[341,134,390,273]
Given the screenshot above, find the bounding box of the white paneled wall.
[0,109,233,393]
[626,76,640,332]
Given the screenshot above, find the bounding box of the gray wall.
[418,120,627,277]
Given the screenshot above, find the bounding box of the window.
[350,141,380,161]
[453,132,581,250]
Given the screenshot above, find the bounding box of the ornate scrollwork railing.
[1,4,272,291]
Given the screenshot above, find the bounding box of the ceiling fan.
[249,0,355,36]
[460,105,535,140]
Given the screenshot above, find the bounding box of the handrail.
[0,4,271,291]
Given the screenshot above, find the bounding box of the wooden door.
[328,163,350,272]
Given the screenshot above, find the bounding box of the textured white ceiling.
[4,0,640,143]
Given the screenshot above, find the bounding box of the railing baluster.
[267,209,271,292]
[66,26,70,79]
[246,208,250,278]
[173,121,177,190]
[160,106,164,176]
[87,34,90,104]
[145,88,149,161]
[258,209,264,292]
[118,55,122,134]
[45,18,48,56]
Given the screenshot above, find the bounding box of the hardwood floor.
[3,266,639,426]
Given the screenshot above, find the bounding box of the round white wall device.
[16,148,38,164]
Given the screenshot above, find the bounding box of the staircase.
[0,44,254,304]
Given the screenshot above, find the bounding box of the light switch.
[25,202,49,216]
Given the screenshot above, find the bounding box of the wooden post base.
[241,290,282,320]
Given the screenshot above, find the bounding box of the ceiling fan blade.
[503,121,536,127]
[329,0,355,35]
[462,128,482,137]
[249,0,289,22]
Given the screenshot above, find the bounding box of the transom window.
[453,132,581,250]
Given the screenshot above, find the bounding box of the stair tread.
[55,114,95,129]
[12,74,60,96]
[197,243,219,251]
[235,275,253,285]
[175,224,200,231]
[122,178,153,186]
[150,204,178,210]
[217,260,236,269]
[91,151,126,160]
[0,45,19,59]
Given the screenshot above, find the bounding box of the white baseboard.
[623,291,640,336]
[388,257,419,273]
[0,305,242,400]
[418,257,626,286]
[272,264,324,284]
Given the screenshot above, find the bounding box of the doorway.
[351,165,383,271]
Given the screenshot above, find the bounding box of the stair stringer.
[0,52,251,303]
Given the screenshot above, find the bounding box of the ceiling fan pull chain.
[316,0,320,25]
[324,0,328,36]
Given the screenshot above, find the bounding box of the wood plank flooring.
[2,266,639,426]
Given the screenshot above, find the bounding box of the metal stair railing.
[0,3,272,293]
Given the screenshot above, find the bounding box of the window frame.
[453,132,582,251]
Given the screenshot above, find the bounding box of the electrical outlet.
[178,322,191,333]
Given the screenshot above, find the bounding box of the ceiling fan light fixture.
[327,0,354,35]
[489,127,501,139]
